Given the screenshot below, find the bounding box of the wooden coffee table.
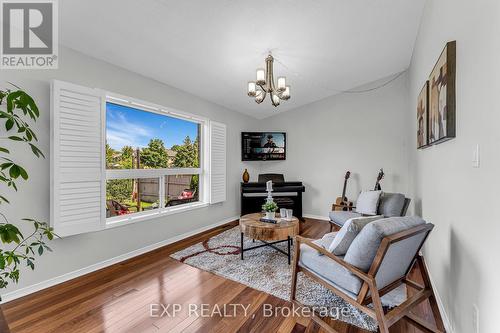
[239,213,300,264]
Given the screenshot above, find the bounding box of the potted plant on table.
[0,86,57,305]
[262,201,278,220]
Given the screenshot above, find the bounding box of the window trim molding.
[104,92,208,226]
[106,201,209,228]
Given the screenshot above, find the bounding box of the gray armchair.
[291,216,445,333]
[329,192,410,230]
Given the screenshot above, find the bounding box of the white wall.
[0,46,260,297]
[408,1,500,332]
[257,73,411,219]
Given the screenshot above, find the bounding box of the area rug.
[170,226,407,331]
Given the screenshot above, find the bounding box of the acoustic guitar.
[374,168,384,191]
[332,171,354,211]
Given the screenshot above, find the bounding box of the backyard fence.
[139,175,193,203]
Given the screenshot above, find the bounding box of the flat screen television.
[241,132,286,161]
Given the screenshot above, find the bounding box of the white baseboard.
[303,213,330,221]
[424,259,454,333]
[1,215,239,304]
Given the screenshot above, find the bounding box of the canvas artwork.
[428,41,456,144]
[417,81,429,148]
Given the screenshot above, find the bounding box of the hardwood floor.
[1,218,440,333]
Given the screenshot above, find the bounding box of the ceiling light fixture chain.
[247,53,290,107]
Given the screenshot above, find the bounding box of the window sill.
[105,201,209,229]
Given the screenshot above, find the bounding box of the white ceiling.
[60,0,425,119]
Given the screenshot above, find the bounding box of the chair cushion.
[344,216,426,272]
[356,190,382,215]
[299,239,362,295]
[378,192,406,217]
[328,215,383,255]
[329,211,362,227]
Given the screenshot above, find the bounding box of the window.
[50,80,225,237]
[105,101,205,224]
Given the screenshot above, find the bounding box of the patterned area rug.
[170,226,406,331]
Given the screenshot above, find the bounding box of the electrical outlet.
[472,304,479,333]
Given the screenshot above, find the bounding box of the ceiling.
[60,0,425,119]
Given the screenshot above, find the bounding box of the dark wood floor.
[1,218,440,333]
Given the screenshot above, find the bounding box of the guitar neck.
[341,179,347,199]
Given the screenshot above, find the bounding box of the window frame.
[104,93,209,226]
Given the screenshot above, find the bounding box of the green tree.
[106,147,134,204]
[172,136,199,190]
[140,139,168,168]
[106,179,133,203]
[105,144,116,168]
[121,146,133,159]
[172,136,199,168]
[120,146,134,169]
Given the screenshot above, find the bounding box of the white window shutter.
[209,121,226,204]
[50,80,105,237]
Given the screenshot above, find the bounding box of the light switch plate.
[472,145,480,168]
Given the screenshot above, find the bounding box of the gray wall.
[0,46,260,296]
[257,73,411,218]
[408,1,500,332]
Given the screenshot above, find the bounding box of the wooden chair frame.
[290,224,446,333]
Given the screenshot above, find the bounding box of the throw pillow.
[378,192,406,217]
[328,215,383,255]
[355,190,382,215]
[317,231,338,256]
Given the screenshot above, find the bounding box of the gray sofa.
[329,192,410,229]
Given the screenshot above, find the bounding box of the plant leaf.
[9,165,20,178]
[5,118,13,131]
[0,224,22,243]
[29,143,44,158]
[0,163,12,170]
[18,166,28,180]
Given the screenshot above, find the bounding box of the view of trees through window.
[105,102,201,218]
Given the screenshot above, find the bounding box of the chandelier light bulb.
[277,77,286,92]
[256,69,266,86]
[281,86,290,100]
[271,93,280,106]
[247,81,256,97]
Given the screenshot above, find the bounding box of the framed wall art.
[428,41,456,144]
[417,81,429,149]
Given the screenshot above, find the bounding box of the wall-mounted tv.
[241,132,286,161]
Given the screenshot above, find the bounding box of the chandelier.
[247,54,290,107]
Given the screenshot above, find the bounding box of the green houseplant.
[262,201,278,220]
[0,86,56,299]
